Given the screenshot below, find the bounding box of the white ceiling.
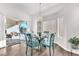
[0,3,64,20]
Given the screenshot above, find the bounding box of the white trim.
[0,40,6,48]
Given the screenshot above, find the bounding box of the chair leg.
[31,48,33,56]
[52,43,54,56]
[25,33,28,56]
[49,47,51,56]
[51,46,54,56]
[26,46,28,56]
[38,46,40,55]
[38,45,41,56]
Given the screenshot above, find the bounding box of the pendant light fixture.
[38,3,43,22]
[37,3,43,34]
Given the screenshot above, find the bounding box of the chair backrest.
[41,33,55,47]
[26,33,32,41]
[50,33,55,46]
[19,21,28,33]
[26,33,39,48]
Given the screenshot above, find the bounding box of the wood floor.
[0,43,79,56]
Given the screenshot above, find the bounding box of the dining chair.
[19,21,40,56]
[40,33,55,56]
[25,33,40,56]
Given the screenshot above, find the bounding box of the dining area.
[5,20,56,56]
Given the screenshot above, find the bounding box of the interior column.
[0,14,6,48]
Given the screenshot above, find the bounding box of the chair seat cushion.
[27,38,39,48]
[40,36,53,47]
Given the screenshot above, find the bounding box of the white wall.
[0,14,6,48]
[0,15,5,40]
[55,17,68,50]
[63,4,79,39]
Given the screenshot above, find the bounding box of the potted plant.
[68,36,79,49]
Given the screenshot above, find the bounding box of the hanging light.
[37,3,43,33]
[38,3,43,22]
